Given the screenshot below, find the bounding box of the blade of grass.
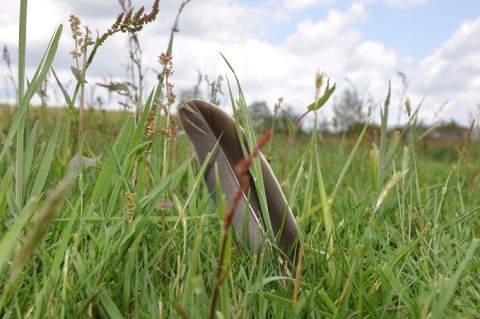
[22,122,38,185]
[330,120,369,201]
[181,216,205,311]
[15,0,28,210]
[30,118,62,198]
[91,116,135,205]
[0,197,36,275]
[221,53,274,243]
[9,176,74,283]
[431,240,479,317]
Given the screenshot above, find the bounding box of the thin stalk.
[16,0,28,209]
[76,29,89,216]
[267,99,281,155]
[281,109,309,184]
[281,130,295,184]
[209,131,271,319]
[161,98,171,186]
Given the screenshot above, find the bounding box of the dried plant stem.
[209,131,272,319]
[292,243,306,309]
[209,174,249,319]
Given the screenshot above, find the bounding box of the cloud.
[170,0,270,42]
[409,17,480,124]
[383,0,429,7]
[166,2,373,116]
[416,17,480,93]
[345,41,400,99]
[1,0,478,126]
[286,1,366,53]
[283,0,334,11]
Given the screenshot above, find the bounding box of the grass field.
[1,1,480,318]
[1,99,479,318]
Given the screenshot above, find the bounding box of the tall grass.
[1,1,479,318]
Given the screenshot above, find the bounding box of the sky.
[1,0,480,127]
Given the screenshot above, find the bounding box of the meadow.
[1,1,479,318]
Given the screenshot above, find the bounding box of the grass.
[1,1,480,318]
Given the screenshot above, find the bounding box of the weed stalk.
[210,131,272,319]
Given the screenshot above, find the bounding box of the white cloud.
[345,41,400,97]
[383,0,429,7]
[283,0,334,11]
[1,0,478,126]
[351,41,398,71]
[169,0,270,42]
[287,1,366,45]
[171,2,371,115]
[285,2,366,69]
[410,17,480,124]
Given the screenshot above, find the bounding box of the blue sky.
[246,0,480,61]
[350,0,480,60]
[1,0,480,127]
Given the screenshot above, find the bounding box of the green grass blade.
[330,120,369,201]
[181,216,205,311]
[97,289,125,319]
[91,116,135,205]
[22,122,38,185]
[0,167,14,214]
[30,118,62,198]
[9,176,73,283]
[0,198,36,275]
[432,239,479,318]
[51,67,73,108]
[0,25,63,165]
[221,53,274,242]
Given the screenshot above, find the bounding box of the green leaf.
[51,67,73,108]
[0,25,63,164]
[91,116,135,205]
[308,79,336,111]
[30,118,62,198]
[283,109,298,134]
[181,216,204,310]
[0,198,36,275]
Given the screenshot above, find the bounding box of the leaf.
[51,67,73,108]
[0,25,63,164]
[178,99,300,267]
[282,109,298,134]
[308,79,336,111]
[91,116,135,205]
[30,119,63,197]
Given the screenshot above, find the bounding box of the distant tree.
[280,105,302,133]
[432,120,468,141]
[248,101,272,131]
[178,87,201,103]
[332,84,366,132]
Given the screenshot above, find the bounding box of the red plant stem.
[209,131,271,319]
[294,109,310,127]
